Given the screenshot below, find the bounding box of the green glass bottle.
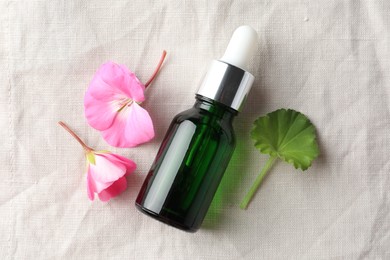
[136,26,258,232]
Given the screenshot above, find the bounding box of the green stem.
[240,156,278,210]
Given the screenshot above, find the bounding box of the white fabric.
[1,0,389,259]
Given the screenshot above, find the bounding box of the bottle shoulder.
[172,107,236,143]
[173,107,231,126]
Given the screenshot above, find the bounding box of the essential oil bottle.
[136,26,258,232]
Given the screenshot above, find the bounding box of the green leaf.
[251,108,319,170]
[240,109,319,209]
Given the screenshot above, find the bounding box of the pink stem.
[144,50,167,88]
[58,121,93,152]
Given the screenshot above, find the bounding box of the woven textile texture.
[1,1,389,259]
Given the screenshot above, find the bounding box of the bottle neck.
[194,95,238,121]
[196,60,254,111]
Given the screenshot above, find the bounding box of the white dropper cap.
[197,25,258,111]
[220,25,258,71]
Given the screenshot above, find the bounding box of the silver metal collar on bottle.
[196,60,255,112]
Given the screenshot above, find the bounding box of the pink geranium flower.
[86,151,136,201]
[84,51,166,148]
[59,121,136,201]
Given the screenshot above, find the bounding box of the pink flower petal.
[88,176,114,194]
[118,64,145,102]
[89,153,126,186]
[101,103,154,147]
[97,176,127,202]
[86,74,127,103]
[98,152,137,175]
[125,103,155,146]
[91,62,146,102]
[100,112,129,147]
[84,91,117,131]
[97,62,135,98]
[86,166,95,201]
